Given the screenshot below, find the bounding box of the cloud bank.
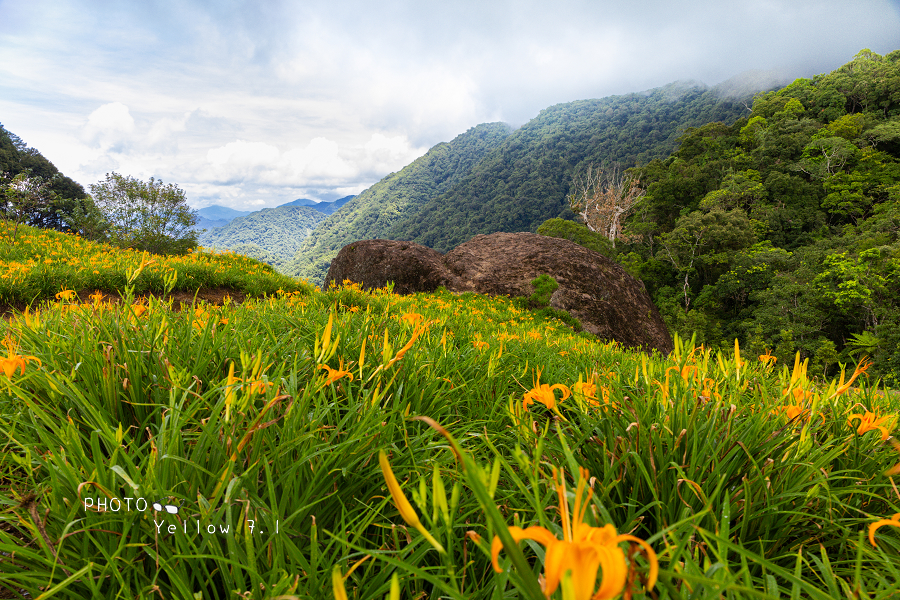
[1,0,898,210]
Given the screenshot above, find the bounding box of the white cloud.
[146,112,190,150]
[207,140,280,181]
[2,0,898,211]
[281,137,355,182]
[81,102,135,152]
[362,133,423,173]
[200,134,426,192]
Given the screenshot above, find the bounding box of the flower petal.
[491,526,557,573]
[869,515,900,547]
[593,544,628,600]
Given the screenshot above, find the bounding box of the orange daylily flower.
[523,370,571,412]
[869,512,900,548]
[573,380,597,403]
[848,410,892,442]
[773,404,808,422]
[831,358,872,398]
[472,339,490,351]
[400,312,423,327]
[491,467,657,600]
[666,364,696,383]
[574,377,615,411]
[319,361,354,385]
[786,387,813,403]
[1,338,41,378]
[247,380,274,395]
[759,351,776,367]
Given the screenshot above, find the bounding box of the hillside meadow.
[0,222,307,312]
[1,227,900,599]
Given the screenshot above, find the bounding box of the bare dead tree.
[567,164,645,248]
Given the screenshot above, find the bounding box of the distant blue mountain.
[193,205,255,232]
[196,205,254,221]
[192,196,354,237]
[277,195,355,215]
[279,198,320,207]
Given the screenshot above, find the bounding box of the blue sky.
[1,0,898,211]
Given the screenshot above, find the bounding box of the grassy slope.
[1,267,899,598]
[0,223,307,310]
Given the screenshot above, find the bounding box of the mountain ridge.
[386,79,765,253]
[198,204,328,271]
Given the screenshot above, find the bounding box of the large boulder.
[324,239,452,295]
[326,233,673,353]
[444,232,672,353]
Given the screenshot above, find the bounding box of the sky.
[1,0,899,212]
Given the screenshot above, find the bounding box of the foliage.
[536,218,615,258]
[1,274,899,598]
[541,48,900,382]
[514,273,583,332]
[389,80,757,254]
[0,123,87,230]
[66,195,111,241]
[527,273,559,308]
[2,172,56,240]
[90,172,199,255]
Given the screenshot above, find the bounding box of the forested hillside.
[198,205,328,271]
[287,122,513,281]
[288,77,776,283]
[387,77,768,252]
[0,123,88,230]
[541,49,900,382]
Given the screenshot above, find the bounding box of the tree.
[1,172,55,239]
[67,196,110,242]
[90,173,199,255]
[567,164,645,247]
[659,208,757,312]
[2,123,87,230]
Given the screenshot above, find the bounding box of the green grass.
[1,229,900,599]
[0,222,308,309]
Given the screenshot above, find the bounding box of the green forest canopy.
[541,48,900,382]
